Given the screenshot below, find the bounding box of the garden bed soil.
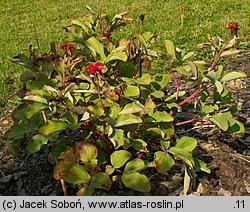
[0,49,250,196]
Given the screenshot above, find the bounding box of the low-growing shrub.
[6,6,245,195]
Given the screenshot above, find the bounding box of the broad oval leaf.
[105,165,115,175]
[86,36,106,60]
[15,102,48,120]
[58,146,79,162]
[124,158,145,173]
[53,161,91,184]
[108,128,124,149]
[110,150,132,168]
[221,71,247,82]
[118,61,136,78]
[151,91,165,98]
[154,151,174,173]
[87,105,104,117]
[38,120,67,136]
[104,51,127,63]
[194,157,211,174]
[76,142,98,162]
[165,40,176,60]
[169,147,194,167]
[151,111,174,122]
[91,172,112,189]
[175,136,197,152]
[124,85,140,97]
[119,102,143,115]
[27,134,48,153]
[115,114,142,127]
[136,74,152,85]
[121,172,151,193]
[210,113,229,131]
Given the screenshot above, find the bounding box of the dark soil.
[0,49,250,196]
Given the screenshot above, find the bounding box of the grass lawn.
[0,0,249,108]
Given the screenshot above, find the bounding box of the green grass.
[0,0,249,108]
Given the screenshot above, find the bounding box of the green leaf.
[87,104,104,117]
[86,36,106,60]
[58,146,79,162]
[147,127,165,138]
[104,51,127,63]
[194,157,211,174]
[105,165,115,175]
[24,95,48,104]
[91,172,112,189]
[119,102,143,115]
[136,74,152,85]
[183,51,195,61]
[165,40,176,60]
[110,150,132,168]
[169,147,194,167]
[124,85,140,97]
[124,158,145,173]
[210,113,229,131]
[221,71,247,82]
[151,111,174,122]
[159,74,171,88]
[151,91,165,98]
[7,119,41,140]
[38,120,67,136]
[27,134,48,153]
[220,49,241,57]
[15,102,48,120]
[115,114,142,127]
[52,140,72,158]
[121,172,151,193]
[183,166,191,195]
[154,151,174,173]
[160,140,170,150]
[175,136,197,152]
[166,103,181,111]
[215,81,223,94]
[118,61,136,78]
[53,161,90,184]
[108,128,124,149]
[62,112,78,124]
[55,58,64,76]
[201,105,215,114]
[132,139,148,151]
[76,142,98,162]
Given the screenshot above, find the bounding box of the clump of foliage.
[6,5,245,195]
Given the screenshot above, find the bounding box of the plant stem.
[178,84,202,106]
[209,38,231,71]
[175,114,200,126]
[99,0,103,38]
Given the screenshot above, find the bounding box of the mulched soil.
[0,49,249,196]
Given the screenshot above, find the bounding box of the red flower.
[59,42,74,48]
[227,22,239,30]
[86,62,104,75]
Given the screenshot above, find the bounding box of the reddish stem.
[178,84,202,106]
[209,38,231,71]
[175,114,200,126]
